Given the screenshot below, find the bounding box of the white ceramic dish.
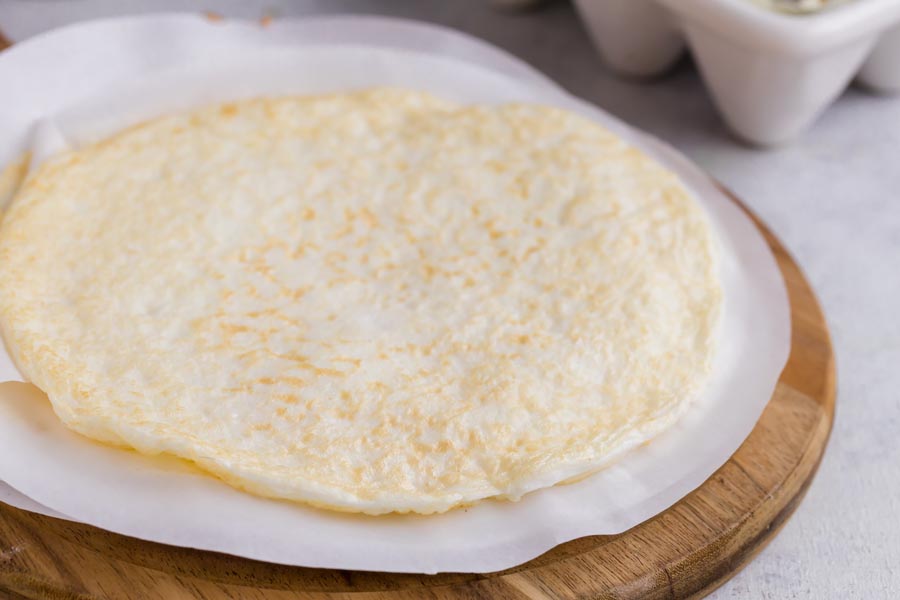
[573,0,900,145]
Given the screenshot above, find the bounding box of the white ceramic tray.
[574,0,900,145]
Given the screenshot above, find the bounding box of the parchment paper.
[0,15,790,573]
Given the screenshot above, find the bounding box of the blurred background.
[1,1,898,597]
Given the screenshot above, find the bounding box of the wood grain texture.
[0,105,833,598]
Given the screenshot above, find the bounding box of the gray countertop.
[1,1,898,597]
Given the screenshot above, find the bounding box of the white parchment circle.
[0,15,789,574]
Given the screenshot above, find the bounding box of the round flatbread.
[0,89,721,514]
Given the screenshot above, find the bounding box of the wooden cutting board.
[0,28,833,594]
[0,190,835,600]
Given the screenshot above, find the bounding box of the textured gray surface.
[1,1,898,597]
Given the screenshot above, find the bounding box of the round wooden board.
[0,25,835,597]
[0,189,835,600]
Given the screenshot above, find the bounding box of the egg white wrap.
[0,14,789,573]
